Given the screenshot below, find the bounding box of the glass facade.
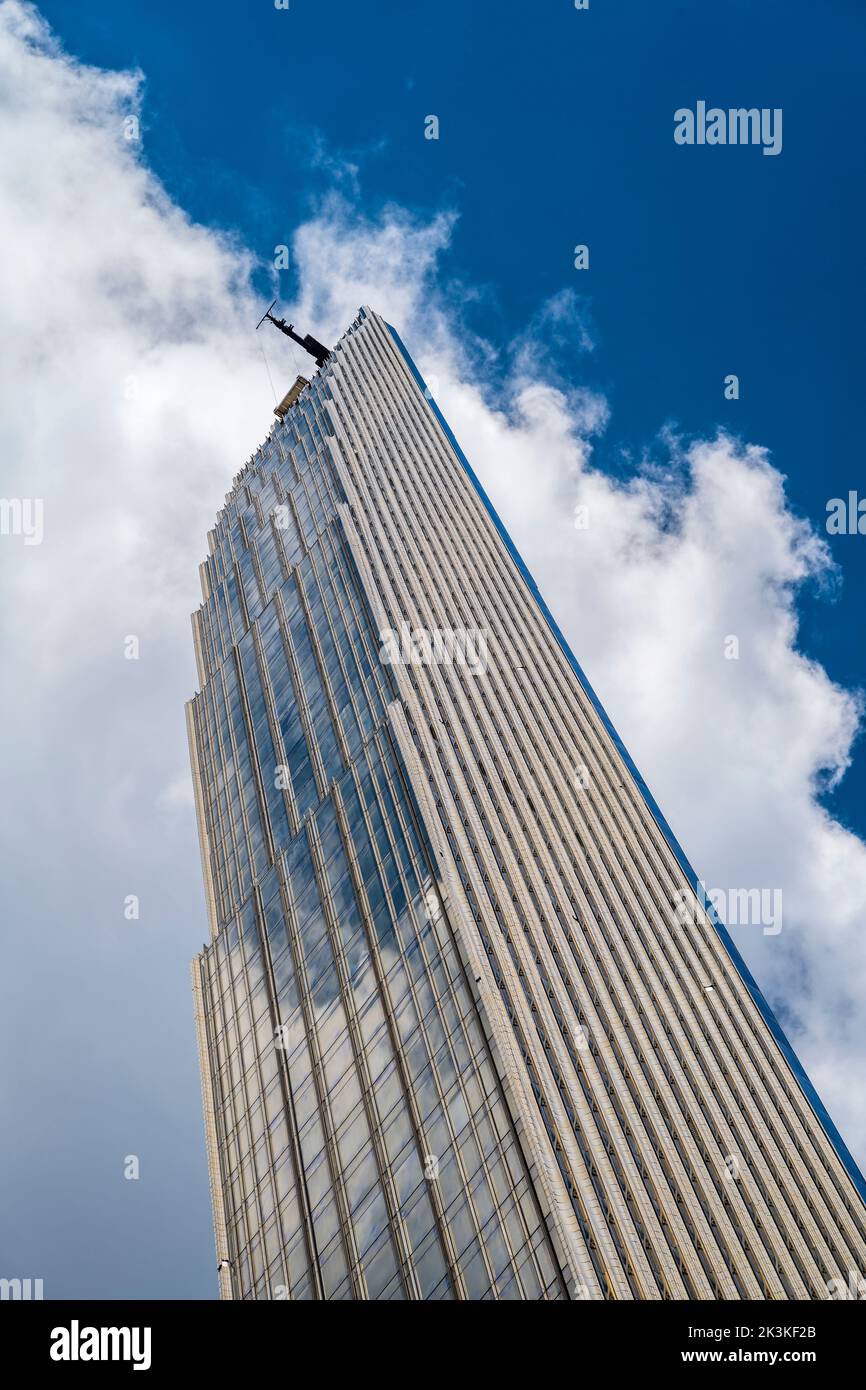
[190,307,866,1299]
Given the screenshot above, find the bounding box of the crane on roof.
[256,300,331,368]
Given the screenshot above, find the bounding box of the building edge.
[191,956,234,1300]
[383,314,866,1209]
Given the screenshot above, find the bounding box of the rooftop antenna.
[256,300,331,369]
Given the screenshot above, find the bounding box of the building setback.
[188,307,866,1300]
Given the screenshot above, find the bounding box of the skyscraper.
[188,307,866,1300]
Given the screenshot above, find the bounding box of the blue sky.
[39,0,866,833]
[3,0,866,1301]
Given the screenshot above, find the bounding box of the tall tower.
[188,307,866,1300]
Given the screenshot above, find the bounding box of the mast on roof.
[255,300,331,368]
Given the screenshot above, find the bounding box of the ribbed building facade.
[188,307,866,1300]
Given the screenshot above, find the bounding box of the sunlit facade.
[189,307,866,1300]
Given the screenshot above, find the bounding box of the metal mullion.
[273,587,330,803]
[236,966,279,1299]
[190,693,225,928]
[283,830,370,1294]
[306,537,371,756]
[307,818,417,1299]
[227,558,250,646]
[233,645,277,867]
[195,958,239,1298]
[329,533,395,718]
[214,666,247,922]
[295,564,352,769]
[251,623,301,840]
[425,668,722,1296]
[224,972,261,1299]
[262,868,332,1300]
[272,502,297,583]
[407,995,506,1298]
[385,685,616,1298]
[332,779,469,1300]
[248,529,268,612]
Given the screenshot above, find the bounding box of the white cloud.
[1,0,865,1271]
